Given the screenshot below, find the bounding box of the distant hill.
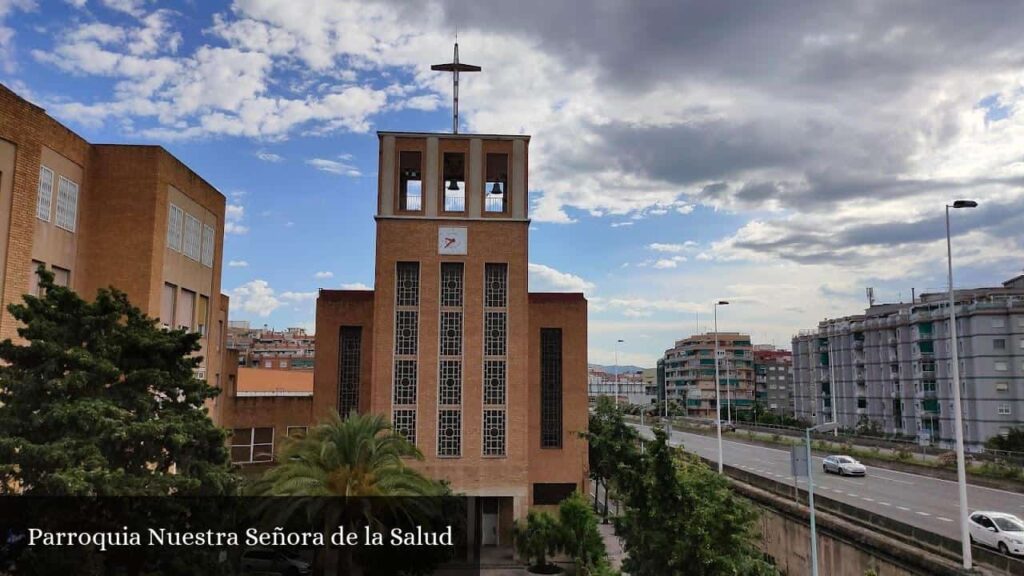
[588,364,648,374]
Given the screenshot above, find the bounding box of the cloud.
[256,150,283,162]
[306,156,361,176]
[229,279,280,317]
[280,291,316,302]
[228,260,249,267]
[648,241,698,254]
[341,282,372,290]
[225,203,248,234]
[528,263,595,294]
[313,271,333,279]
[0,0,35,72]
[610,222,633,228]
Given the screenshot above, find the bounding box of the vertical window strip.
[540,328,563,448]
[393,359,418,405]
[483,360,507,405]
[201,224,215,267]
[484,263,508,308]
[184,214,201,261]
[54,176,79,232]
[483,409,506,456]
[338,327,361,418]
[396,262,420,307]
[36,167,53,221]
[395,311,419,355]
[439,360,462,406]
[167,204,183,251]
[440,311,463,356]
[393,409,417,444]
[437,409,461,456]
[440,262,464,307]
[485,312,507,356]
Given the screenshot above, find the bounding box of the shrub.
[514,510,562,573]
[558,492,608,576]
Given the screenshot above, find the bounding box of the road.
[633,423,1024,541]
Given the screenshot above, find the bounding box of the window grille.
[167,204,183,250]
[541,328,563,448]
[437,409,461,456]
[54,176,79,232]
[484,360,506,405]
[396,262,420,306]
[395,310,418,355]
[184,214,201,260]
[485,312,507,356]
[37,167,53,221]
[485,263,508,308]
[201,224,215,267]
[393,359,417,405]
[339,326,361,417]
[393,409,417,445]
[440,262,464,307]
[439,360,462,405]
[483,409,506,456]
[440,311,463,356]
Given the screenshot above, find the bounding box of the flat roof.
[236,367,313,394]
[377,131,530,141]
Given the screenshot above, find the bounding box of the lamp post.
[806,421,839,576]
[946,199,977,570]
[614,339,624,407]
[714,300,729,474]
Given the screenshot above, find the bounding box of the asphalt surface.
[633,423,1024,541]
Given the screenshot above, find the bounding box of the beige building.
[0,83,227,397]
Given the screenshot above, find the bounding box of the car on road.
[712,420,737,432]
[968,512,1024,556]
[822,455,866,476]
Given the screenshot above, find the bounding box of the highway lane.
[633,423,1024,542]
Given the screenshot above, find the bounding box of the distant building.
[792,275,1024,449]
[753,346,793,416]
[227,326,315,370]
[641,367,659,403]
[587,368,649,404]
[662,332,755,419]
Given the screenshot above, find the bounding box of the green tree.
[615,428,778,576]
[514,510,562,573]
[0,268,236,496]
[985,427,1024,453]
[558,491,609,575]
[585,396,640,523]
[254,410,442,497]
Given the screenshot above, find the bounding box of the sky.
[3,0,1024,367]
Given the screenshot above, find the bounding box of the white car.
[822,455,866,476]
[969,512,1024,556]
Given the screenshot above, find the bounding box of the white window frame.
[997,404,1011,416]
[201,224,215,267]
[995,382,1009,392]
[230,427,274,464]
[37,166,54,221]
[54,176,79,232]
[183,214,201,261]
[167,204,184,251]
[995,361,1008,372]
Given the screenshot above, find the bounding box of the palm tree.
[257,410,441,497]
[254,411,445,576]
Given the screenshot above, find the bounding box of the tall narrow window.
[36,166,54,221]
[396,262,420,307]
[440,263,464,307]
[541,328,563,448]
[167,204,184,251]
[485,312,507,356]
[178,288,196,331]
[485,263,508,307]
[438,410,461,457]
[29,260,45,296]
[161,283,177,327]
[483,410,506,456]
[339,326,362,418]
[439,360,462,405]
[484,360,507,405]
[485,153,508,213]
[393,261,420,446]
[54,176,79,232]
[51,266,70,288]
[442,152,465,212]
[399,151,422,211]
[201,224,215,267]
[440,311,463,356]
[197,295,209,336]
[184,214,202,261]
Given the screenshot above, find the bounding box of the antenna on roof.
[431,39,481,134]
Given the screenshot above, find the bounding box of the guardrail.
[708,457,1024,575]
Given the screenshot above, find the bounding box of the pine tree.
[0,267,237,496]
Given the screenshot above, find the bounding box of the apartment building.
[662,332,755,419]
[587,368,648,403]
[792,275,1024,449]
[227,325,316,370]
[753,346,794,416]
[0,83,226,394]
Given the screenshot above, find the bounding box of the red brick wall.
[527,293,590,504]
[313,290,375,421]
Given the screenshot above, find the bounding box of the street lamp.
[946,199,977,570]
[806,421,839,576]
[714,300,729,474]
[615,339,624,407]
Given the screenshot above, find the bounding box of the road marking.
[862,498,875,503]
[938,517,953,522]
[897,506,911,511]
[847,493,859,498]
[868,473,915,485]
[917,511,931,517]
[879,502,891,507]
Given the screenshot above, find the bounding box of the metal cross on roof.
[431,42,481,134]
